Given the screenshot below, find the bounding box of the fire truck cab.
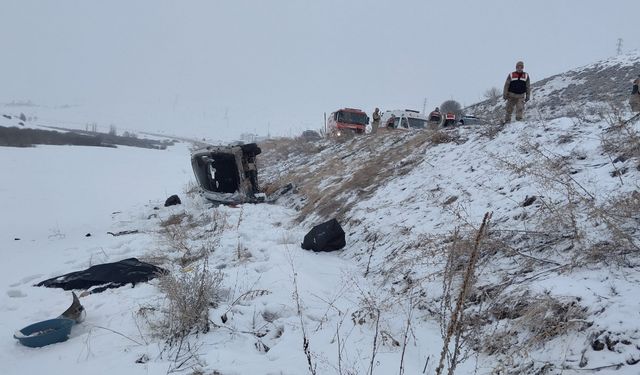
[326,108,369,137]
[443,112,457,127]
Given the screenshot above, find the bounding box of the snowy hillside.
[257,112,640,373]
[2,55,640,375]
[467,51,640,122]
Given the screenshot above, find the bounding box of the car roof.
[382,110,428,120]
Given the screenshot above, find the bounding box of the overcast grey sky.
[1,0,639,141]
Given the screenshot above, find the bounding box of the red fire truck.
[326,108,369,137]
[443,112,457,127]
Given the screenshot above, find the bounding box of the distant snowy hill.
[0,101,95,131]
[467,51,640,122]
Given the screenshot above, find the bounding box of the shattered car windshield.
[407,118,427,129]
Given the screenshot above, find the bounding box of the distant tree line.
[0,126,174,149]
[0,126,106,148]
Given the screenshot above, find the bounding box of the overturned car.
[190,143,262,204]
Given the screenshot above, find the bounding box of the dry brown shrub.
[601,124,640,160]
[476,111,506,139]
[602,190,640,222]
[159,213,195,254]
[430,129,459,144]
[584,241,621,264]
[153,258,224,345]
[260,182,281,196]
[481,292,588,353]
[158,209,227,267]
[139,253,171,266]
[294,131,434,222]
[184,180,201,197]
[258,136,327,165]
[160,212,191,228]
[436,213,491,375]
[480,330,516,356]
[258,130,441,222]
[583,191,640,265]
[515,294,588,344]
[598,101,628,129]
[500,136,640,267]
[142,204,229,371]
[598,103,640,169]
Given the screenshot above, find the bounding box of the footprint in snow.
[255,323,285,355]
[253,264,271,274]
[10,273,45,287]
[7,289,27,298]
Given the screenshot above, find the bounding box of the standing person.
[386,114,396,129]
[428,107,442,122]
[630,75,640,112]
[428,107,442,128]
[371,107,381,134]
[503,61,531,123]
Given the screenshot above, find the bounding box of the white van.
[380,109,428,130]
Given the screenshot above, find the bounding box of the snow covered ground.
[0,140,436,375]
[0,142,198,374]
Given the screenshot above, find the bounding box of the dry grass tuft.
[462,291,589,362]
[601,123,640,160]
[582,190,640,265]
[258,130,441,222]
[258,137,327,164]
[158,209,227,266]
[436,213,491,375]
[430,129,460,144]
[160,212,191,228]
[184,180,201,198]
[292,131,434,222]
[488,293,588,351]
[152,258,224,345]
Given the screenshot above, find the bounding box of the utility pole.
[324,112,327,136]
[422,98,428,113]
[617,38,623,55]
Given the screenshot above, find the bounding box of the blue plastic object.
[14,318,74,348]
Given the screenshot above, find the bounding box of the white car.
[380,109,428,130]
[458,115,487,126]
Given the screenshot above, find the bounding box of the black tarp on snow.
[301,218,346,252]
[35,258,167,294]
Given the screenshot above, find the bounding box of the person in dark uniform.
[502,61,531,123]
